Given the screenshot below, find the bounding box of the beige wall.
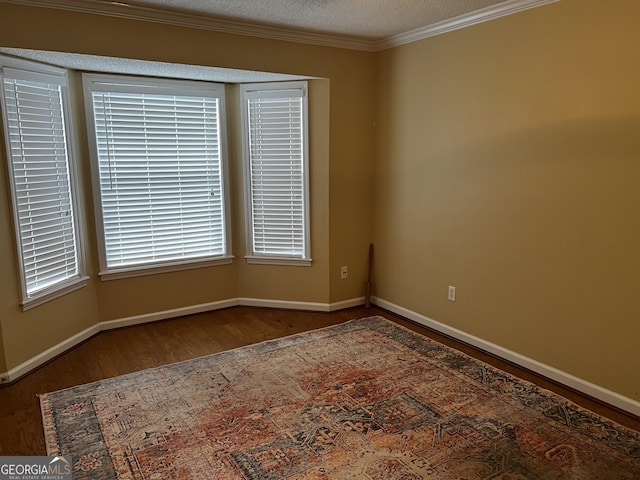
[0,3,376,372]
[375,0,640,401]
[1,0,639,406]
[0,67,101,372]
[231,79,332,304]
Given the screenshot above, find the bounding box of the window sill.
[99,256,234,281]
[21,275,90,311]
[245,256,312,267]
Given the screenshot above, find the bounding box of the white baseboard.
[237,297,330,311]
[0,296,365,383]
[237,296,365,312]
[100,299,240,331]
[0,324,100,384]
[372,296,640,418]
[3,294,639,417]
[328,296,366,311]
[4,294,639,418]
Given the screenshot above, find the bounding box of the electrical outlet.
[340,266,348,280]
[448,285,456,302]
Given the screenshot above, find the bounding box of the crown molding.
[2,0,378,51]
[375,0,561,50]
[2,0,560,52]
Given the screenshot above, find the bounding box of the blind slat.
[1,67,81,297]
[244,85,308,258]
[86,75,228,270]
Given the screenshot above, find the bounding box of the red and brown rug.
[40,316,640,479]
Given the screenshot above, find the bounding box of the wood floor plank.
[0,305,638,456]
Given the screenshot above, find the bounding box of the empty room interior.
[0,0,639,468]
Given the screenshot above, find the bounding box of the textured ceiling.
[120,0,508,40]
[2,0,559,50]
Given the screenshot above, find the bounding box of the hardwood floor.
[1,305,638,455]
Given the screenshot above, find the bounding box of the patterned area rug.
[40,316,640,479]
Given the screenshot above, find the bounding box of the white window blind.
[0,59,84,306]
[83,74,230,275]
[241,82,310,265]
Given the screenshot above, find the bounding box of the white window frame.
[83,73,233,280]
[0,56,87,310]
[240,81,311,266]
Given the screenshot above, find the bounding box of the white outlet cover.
[448,286,456,301]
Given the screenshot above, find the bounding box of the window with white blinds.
[83,74,231,277]
[241,82,310,265]
[0,57,86,309]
